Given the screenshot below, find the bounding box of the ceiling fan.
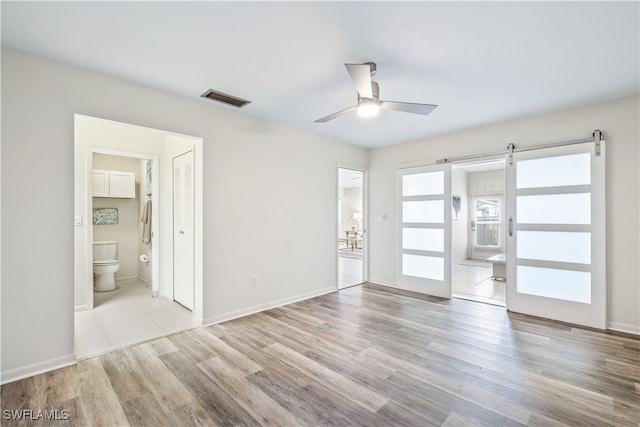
[314,62,438,123]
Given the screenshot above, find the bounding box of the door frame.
[83,147,161,309]
[336,163,368,289]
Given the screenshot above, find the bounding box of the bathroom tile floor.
[338,256,364,289]
[74,279,200,360]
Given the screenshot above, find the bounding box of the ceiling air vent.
[200,89,251,108]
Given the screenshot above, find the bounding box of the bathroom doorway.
[90,152,157,299]
[73,114,204,359]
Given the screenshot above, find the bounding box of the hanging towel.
[141,199,152,244]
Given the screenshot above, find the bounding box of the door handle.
[508,217,514,237]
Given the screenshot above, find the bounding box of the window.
[474,197,501,247]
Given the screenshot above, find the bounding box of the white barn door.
[506,141,606,328]
[397,164,452,298]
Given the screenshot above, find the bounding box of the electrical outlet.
[252,275,258,287]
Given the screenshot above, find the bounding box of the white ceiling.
[2,2,638,148]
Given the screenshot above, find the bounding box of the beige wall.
[368,94,640,334]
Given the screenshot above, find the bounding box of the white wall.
[92,154,140,280]
[451,169,469,264]
[1,47,367,382]
[369,95,640,334]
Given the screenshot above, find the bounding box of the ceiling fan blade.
[345,63,373,99]
[380,101,438,116]
[314,105,357,123]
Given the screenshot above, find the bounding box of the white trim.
[74,304,88,312]
[1,354,76,385]
[202,286,336,326]
[137,276,151,285]
[368,278,397,288]
[608,322,640,336]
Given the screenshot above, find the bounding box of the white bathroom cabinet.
[92,169,135,198]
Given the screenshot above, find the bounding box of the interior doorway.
[451,159,506,306]
[73,114,204,360]
[337,166,366,289]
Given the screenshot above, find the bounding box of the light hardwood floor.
[2,284,639,426]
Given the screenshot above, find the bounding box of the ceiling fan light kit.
[315,62,438,123]
[358,99,380,117]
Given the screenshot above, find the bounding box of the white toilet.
[93,241,120,292]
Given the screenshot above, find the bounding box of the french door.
[506,141,606,328]
[397,164,452,298]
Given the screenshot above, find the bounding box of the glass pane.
[517,153,590,189]
[517,265,590,303]
[517,231,591,264]
[403,228,444,252]
[403,171,444,196]
[517,193,590,224]
[402,254,444,281]
[403,200,444,223]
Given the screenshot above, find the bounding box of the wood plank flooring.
[2,283,639,426]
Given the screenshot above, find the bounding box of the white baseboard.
[607,321,640,335]
[1,354,76,385]
[202,286,336,326]
[367,278,397,288]
[74,304,88,312]
[137,275,151,285]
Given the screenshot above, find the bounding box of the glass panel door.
[397,164,452,297]
[506,142,606,328]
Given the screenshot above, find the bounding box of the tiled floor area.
[74,279,200,360]
[453,262,506,306]
[338,251,364,288]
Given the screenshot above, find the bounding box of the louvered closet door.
[173,150,195,310]
[505,141,606,328]
[397,164,452,298]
